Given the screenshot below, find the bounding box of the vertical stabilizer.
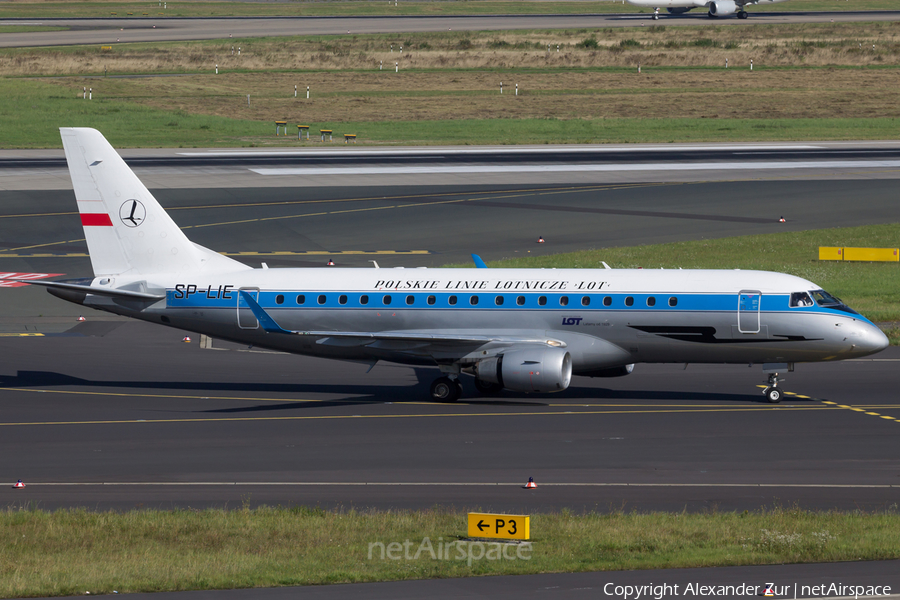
[60,127,244,278]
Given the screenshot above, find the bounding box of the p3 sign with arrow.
[467,512,530,540]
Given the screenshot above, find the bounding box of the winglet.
[239,290,293,334]
[472,254,488,269]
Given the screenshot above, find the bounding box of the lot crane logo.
[119,199,146,227]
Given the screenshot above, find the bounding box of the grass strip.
[2,505,899,596]
[4,77,900,148]
[447,222,900,326]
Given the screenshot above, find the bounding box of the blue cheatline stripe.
[169,289,811,314]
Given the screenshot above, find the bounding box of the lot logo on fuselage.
[562,317,583,326]
[119,199,146,227]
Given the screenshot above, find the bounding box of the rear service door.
[237,287,259,329]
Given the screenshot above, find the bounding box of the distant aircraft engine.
[709,0,738,14]
[475,348,572,393]
[667,6,693,13]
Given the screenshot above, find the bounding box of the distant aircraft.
[17,128,888,403]
[627,0,790,19]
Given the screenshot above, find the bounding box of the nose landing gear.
[653,7,660,19]
[763,372,783,403]
[761,363,793,403]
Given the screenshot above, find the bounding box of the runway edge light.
[13,480,25,489]
[525,476,537,489]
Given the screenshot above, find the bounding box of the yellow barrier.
[844,247,899,262]
[818,247,843,261]
[819,247,899,262]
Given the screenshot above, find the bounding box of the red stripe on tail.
[80,213,113,226]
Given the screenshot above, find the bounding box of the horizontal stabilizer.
[5,279,165,301]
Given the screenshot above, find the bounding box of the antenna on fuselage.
[369,260,380,269]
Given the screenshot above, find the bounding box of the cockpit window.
[790,292,814,307]
[810,289,842,307]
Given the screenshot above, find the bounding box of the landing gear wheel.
[474,378,503,395]
[764,387,782,404]
[430,377,461,403]
[738,10,748,18]
[652,9,659,20]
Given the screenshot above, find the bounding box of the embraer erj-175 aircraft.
[20,128,888,403]
[627,0,789,19]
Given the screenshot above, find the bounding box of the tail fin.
[60,127,246,278]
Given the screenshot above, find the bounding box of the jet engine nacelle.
[475,347,572,393]
[709,0,738,15]
[582,364,635,378]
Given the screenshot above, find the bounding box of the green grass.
[4,78,900,148]
[449,223,900,324]
[2,505,899,597]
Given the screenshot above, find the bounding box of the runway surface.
[1,149,899,513]
[1,322,898,513]
[3,12,899,48]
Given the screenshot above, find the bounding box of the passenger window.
[790,292,814,307]
[559,296,569,306]
[406,295,415,305]
[470,295,479,306]
[449,295,457,305]
[516,296,525,306]
[668,296,677,307]
[317,295,326,305]
[538,296,547,306]
[495,296,504,306]
[339,295,347,305]
[383,295,392,305]
[275,294,284,305]
[360,295,368,305]
[581,296,590,306]
[625,296,634,307]
[647,296,656,307]
[603,296,612,307]
[427,295,436,305]
[296,294,305,305]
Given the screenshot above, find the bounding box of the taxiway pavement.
[3,12,900,48]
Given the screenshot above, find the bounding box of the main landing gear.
[652,7,660,19]
[738,10,748,18]
[430,376,463,402]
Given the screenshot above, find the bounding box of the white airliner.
[18,128,889,403]
[627,0,789,19]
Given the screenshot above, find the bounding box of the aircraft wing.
[238,290,565,348]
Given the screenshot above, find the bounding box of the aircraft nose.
[853,322,890,356]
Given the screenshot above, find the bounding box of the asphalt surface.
[36,560,900,600]
[1,322,898,513]
[1,150,898,597]
[3,12,900,47]
[5,144,900,170]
